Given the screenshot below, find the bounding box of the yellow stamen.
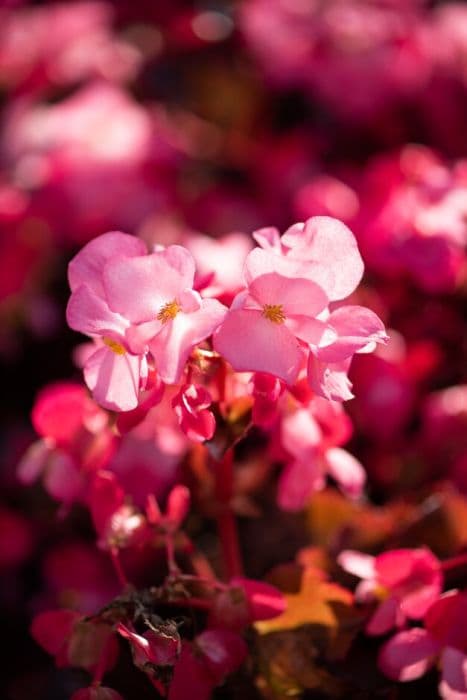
[157,299,181,323]
[262,303,285,324]
[103,337,126,355]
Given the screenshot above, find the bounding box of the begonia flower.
[379,590,467,700]
[277,403,365,510]
[338,547,443,635]
[17,382,115,505]
[172,384,216,443]
[215,217,387,398]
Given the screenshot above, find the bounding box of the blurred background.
[0,1,466,698]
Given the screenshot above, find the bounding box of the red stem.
[110,546,129,588]
[92,634,115,685]
[214,449,243,580]
[442,552,467,573]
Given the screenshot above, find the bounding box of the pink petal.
[378,628,440,681]
[67,285,128,338]
[68,231,146,295]
[440,648,467,700]
[31,383,89,443]
[104,245,196,323]
[166,485,191,529]
[366,597,400,636]
[252,226,282,251]
[277,459,325,511]
[17,439,50,484]
[285,316,337,347]
[248,272,328,318]
[425,591,467,651]
[307,355,354,402]
[44,452,84,504]
[281,216,364,301]
[337,550,376,580]
[281,408,322,459]
[325,447,366,497]
[317,306,388,363]
[375,549,442,620]
[213,309,303,385]
[84,346,142,412]
[232,578,287,621]
[150,299,227,384]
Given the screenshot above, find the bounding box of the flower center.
[262,304,285,324]
[157,299,181,323]
[103,337,126,355]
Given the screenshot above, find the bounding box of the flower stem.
[442,551,467,576]
[110,546,129,588]
[214,448,243,580]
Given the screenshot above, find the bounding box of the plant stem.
[442,551,467,575]
[214,448,243,580]
[110,546,130,588]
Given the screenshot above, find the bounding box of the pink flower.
[277,402,364,510]
[67,232,226,409]
[213,243,329,384]
[17,382,115,505]
[172,384,216,443]
[379,590,467,700]
[338,547,443,635]
[215,217,387,398]
[67,232,150,411]
[96,240,227,384]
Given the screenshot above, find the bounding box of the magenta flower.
[338,547,443,635]
[379,590,467,699]
[172,384,216,443]
[277,403,365,510]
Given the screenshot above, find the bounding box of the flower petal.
[337,550,376,580]
[84,346,142,412]
[281,216,364,301]
[378,628,440,681]
[277,459,325,511]
[214,309,303,385]
[68,231,146,295]
[249,272,327,318]
[325,447,365,497]
[307,355,354,402]
[67,285,128,338]
[440,648,467,700]
[317,306,388,363]
[150,299,227,384]
[103,246,196,323]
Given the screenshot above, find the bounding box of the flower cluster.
[1,1,466,699]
